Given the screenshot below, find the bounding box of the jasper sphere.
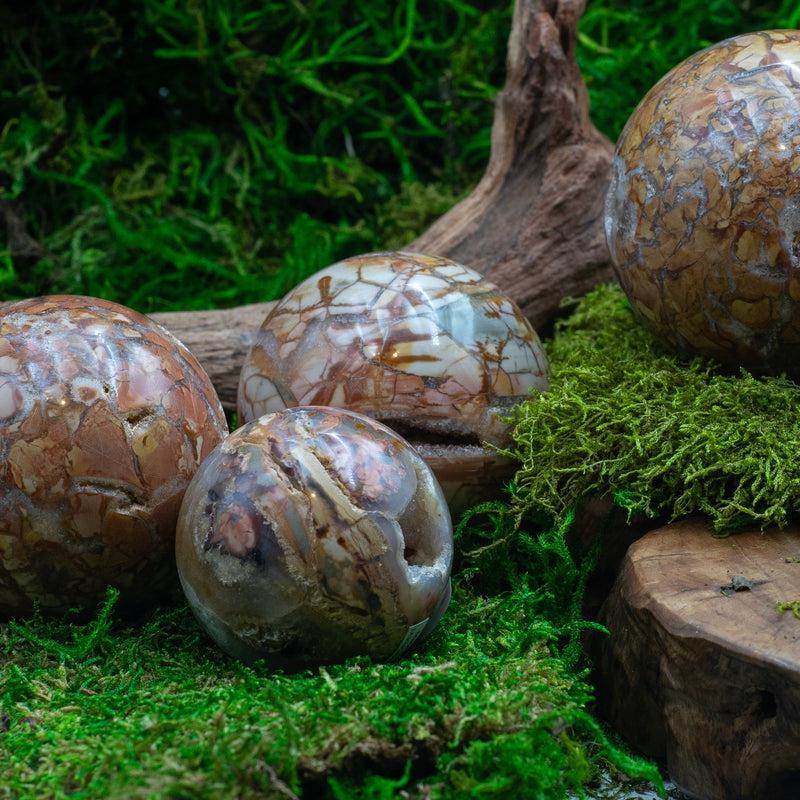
[0,296,227,616]
[605,30,800,372]
[237,252,549,447]
[176,406,453,669]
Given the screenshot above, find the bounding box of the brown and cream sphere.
[606,30,800,373]
[176,406,453,669]
[0,296,228,616]
[238,251,549,510]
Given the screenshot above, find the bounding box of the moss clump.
[777,600,800,620]
[0,575,661,799]
[510,284,800,532]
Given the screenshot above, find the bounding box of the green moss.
[3,1,797,311]
[577,0,800,140]
[509,284,800,532]
[0,1,507,312]
[777,600,800,621]
[0,578,661,799]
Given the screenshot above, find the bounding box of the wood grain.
[591,519,800,800]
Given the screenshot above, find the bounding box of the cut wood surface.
[591,519,800,800]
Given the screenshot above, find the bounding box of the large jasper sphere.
[238,252,549,447]
[0,296,227,616]
[606,30,800,372]
[176,406,453,669]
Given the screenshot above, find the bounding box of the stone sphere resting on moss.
[0,296,228,617]
[605,30,800,373]
[237,251,549,447]
[176,406,453,669]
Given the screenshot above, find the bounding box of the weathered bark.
[591,519,800,800]
[410,0,614,323]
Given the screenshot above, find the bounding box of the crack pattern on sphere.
[605,30,800,373]
[176,406,453,669]
[237,252,549,446]
[0,296,228,616]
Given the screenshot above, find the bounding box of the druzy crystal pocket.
[176,406,453,669]
[238,252,549,446]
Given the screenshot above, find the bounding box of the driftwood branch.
[152,0,612,409]
[411,0,614,322]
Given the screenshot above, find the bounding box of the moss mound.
[0,581,660,799]
[510,284,800,532]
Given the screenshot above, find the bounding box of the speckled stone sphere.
[605,30,800,372]
[238,252,549,447]
[176,406,453,669]
[0,296,228,617]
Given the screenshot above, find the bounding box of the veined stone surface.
[0,296,227,617]
[605,30,800,372]
[176,406,453,669]
[237,252,549,447]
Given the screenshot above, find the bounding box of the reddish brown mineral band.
[0,295,227,616]
[606,30,800,372]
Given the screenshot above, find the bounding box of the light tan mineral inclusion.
[606,30,800,372]
[238,252,549,446]
[176,406,453,669]
[0,296,228,616]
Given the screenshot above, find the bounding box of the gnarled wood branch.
[411,0,614,322]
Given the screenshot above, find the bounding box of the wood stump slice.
[592,518,800,800]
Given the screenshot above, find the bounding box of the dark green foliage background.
[1,0,798,311]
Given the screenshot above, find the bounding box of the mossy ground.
[3,2,800,798]
[509,285,800,533]
[0,581,659,799]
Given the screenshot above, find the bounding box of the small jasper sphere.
[606,30,800,372]
[176,406,453,669]
[0,296,228,617]
[237,252,549,447]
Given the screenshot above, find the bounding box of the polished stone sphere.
[176,406,453,669]
[605,30,800,372]
[237,252,549,447]
[0,296,228,616]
